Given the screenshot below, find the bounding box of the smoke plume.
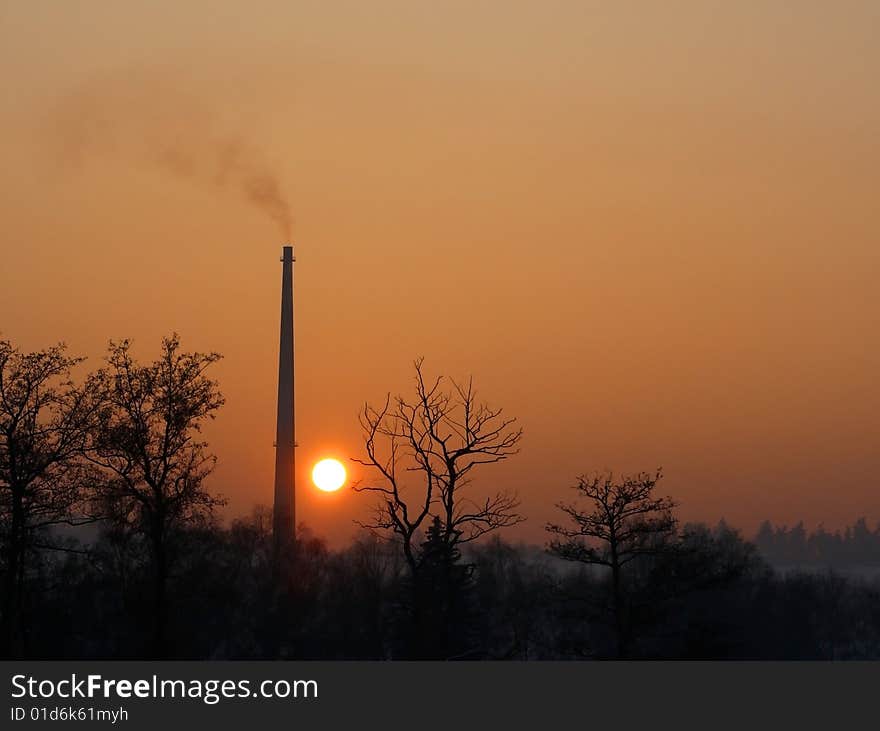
[48,72,292,239]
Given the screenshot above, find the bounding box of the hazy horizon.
[2,2,878,546]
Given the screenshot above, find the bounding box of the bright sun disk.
[312,458,346,492]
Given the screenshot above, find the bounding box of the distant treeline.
[11,517,880,661]
[754,519,880,569]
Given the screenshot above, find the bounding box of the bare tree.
[86,334,224,657]
[0,339,99,657]
[353,359,523,658]
[546,470,677,658]
[353,359,524,578]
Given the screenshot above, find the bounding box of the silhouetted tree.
[546,469,676,657]
[755,520,776,561]
[353,358,523,573]
[408,516,475,658]
[86,335,224,657]
[0,339,98,657]
[353,358,522,657]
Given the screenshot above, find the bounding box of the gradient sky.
[2,2,878,545]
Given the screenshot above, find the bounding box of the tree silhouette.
[546,469,676,658]
[86,334,224,657]
[353,359,523,576]
[0,339,99,657]
[353,359,522,657]
[409,515,475,658]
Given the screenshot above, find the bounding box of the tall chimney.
[273,244,295,552]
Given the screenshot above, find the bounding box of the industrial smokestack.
[273,244,295,552]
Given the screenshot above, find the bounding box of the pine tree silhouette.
[408,517,476,659]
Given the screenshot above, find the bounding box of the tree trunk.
[610,561,626,658]
[150,519,168,659]
[609,535,627,659]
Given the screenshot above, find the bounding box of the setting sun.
[312,458,347,492]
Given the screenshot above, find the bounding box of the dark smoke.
[48,72,292,238]
[215,139,292,239]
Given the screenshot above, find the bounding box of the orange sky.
[2,2,878,545]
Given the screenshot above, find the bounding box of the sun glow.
[311,458,347,492]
